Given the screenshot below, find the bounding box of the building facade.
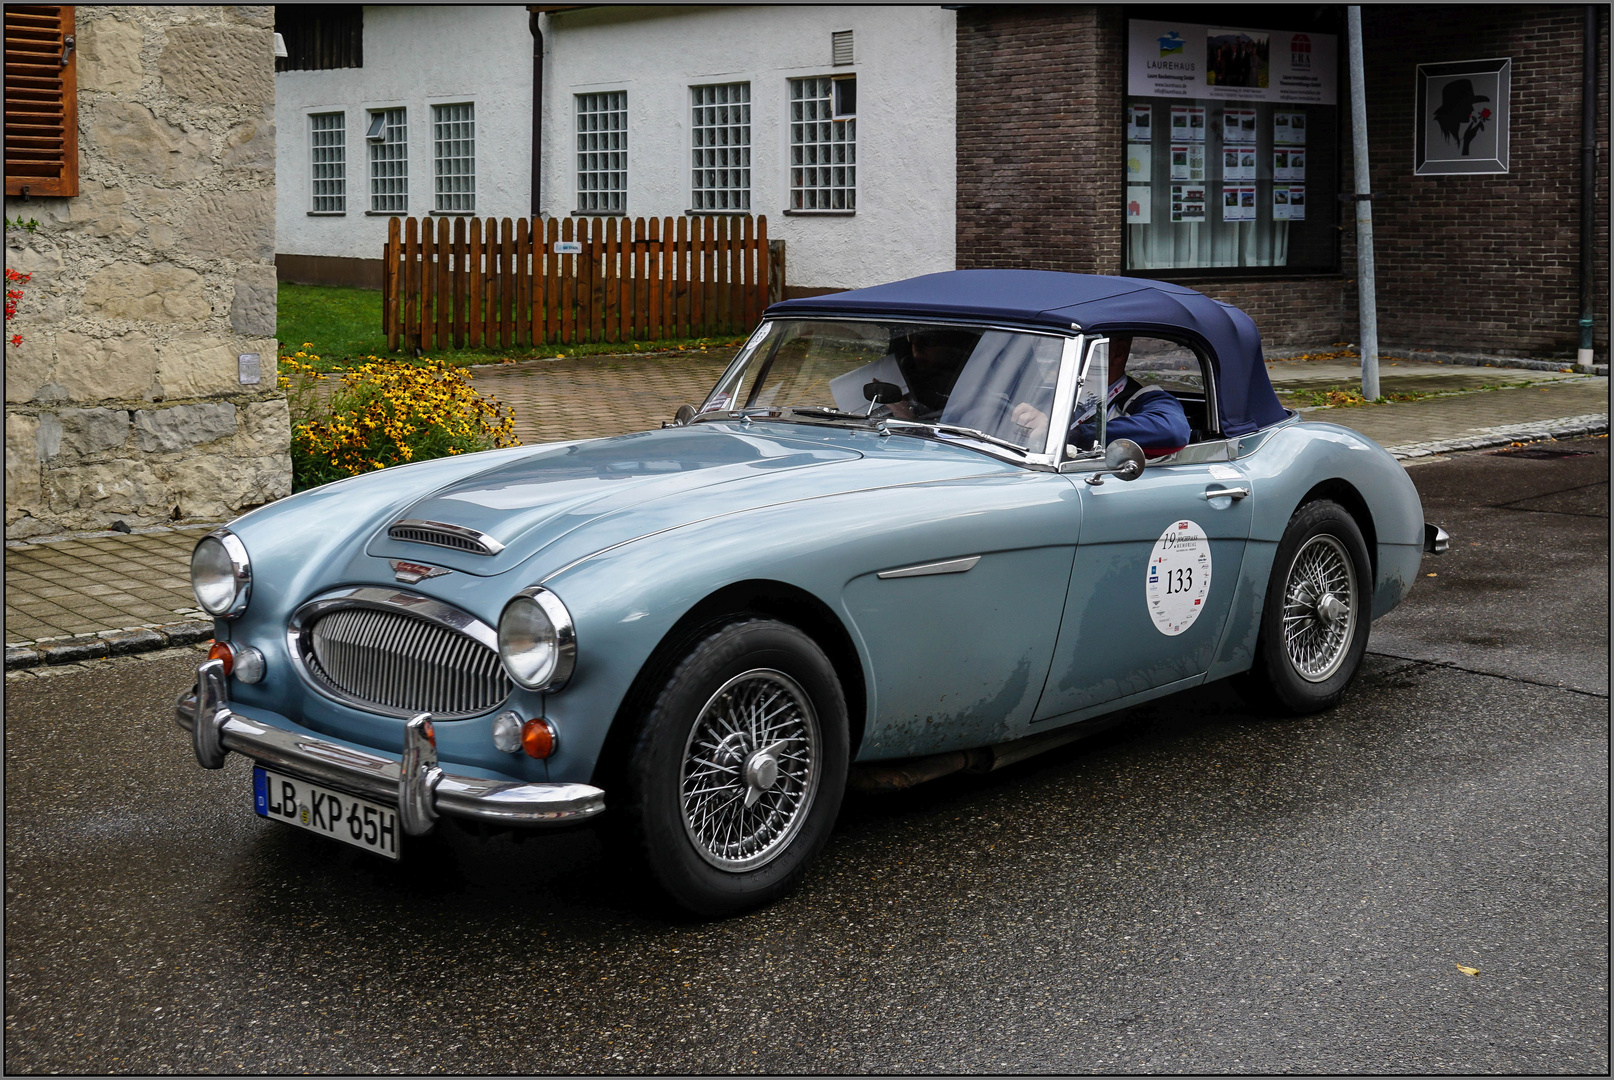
[4,5,289,540]
[274,4,536,287]
[957,4,1609,361]
[273,4,957,295]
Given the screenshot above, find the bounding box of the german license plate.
[253,766,400,860]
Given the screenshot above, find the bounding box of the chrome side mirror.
[1104,438,1146,481]
[1063,438,1146,484]
[672,404,697,426]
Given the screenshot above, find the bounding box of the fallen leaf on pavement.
[1455,963,1480,977]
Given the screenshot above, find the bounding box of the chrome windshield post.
[1041,333,1086,464]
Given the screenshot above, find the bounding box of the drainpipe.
[1579,5,1598,369]
[1347,6,1380,399]
[529,9,544,219]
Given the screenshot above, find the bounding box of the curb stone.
[4,619,215,669]
[1384,413,1608,460]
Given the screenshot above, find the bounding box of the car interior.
[1120,335,1219,445]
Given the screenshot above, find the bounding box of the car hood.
[362,423,1006,578]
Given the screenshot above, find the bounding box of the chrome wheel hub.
[680,669,820,871]
[1281,534,1358,683]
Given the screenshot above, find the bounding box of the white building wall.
[275,5,533,262]
[541,6,956,290]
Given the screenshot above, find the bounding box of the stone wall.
[4,4,289,540]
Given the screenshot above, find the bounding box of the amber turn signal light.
[521,717,557,759]
[207,641,234,676]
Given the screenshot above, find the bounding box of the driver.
[1009,336,1190,455]
[883,329,977,421]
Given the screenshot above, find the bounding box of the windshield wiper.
[784,406,878,424]
[688,406,777,425]
[879,419,1031,456]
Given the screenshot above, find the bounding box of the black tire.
[617,619,849,917]
[1240,500,1373,715]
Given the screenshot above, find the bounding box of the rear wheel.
[618,619,849,916]
[1241,500,1372,714]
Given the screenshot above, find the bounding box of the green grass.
[277,283,750,372]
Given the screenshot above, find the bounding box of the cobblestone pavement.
[5,350,1605,665]
[468,350,737,445]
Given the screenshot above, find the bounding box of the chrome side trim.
[387,519,506,556]
[877,555,982,580]
[174,680,605,828]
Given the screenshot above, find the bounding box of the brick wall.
[956,5,1607,361]
[956,5,1124,275]
[1343,5,1610,360]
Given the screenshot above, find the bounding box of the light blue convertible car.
[176,271,1447,915]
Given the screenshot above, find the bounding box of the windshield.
[699,319,1067,451]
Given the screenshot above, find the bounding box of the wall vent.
[832,29,853,67]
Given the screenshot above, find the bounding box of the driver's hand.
[1011,403,1049,444]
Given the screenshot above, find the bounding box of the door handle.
[1201,485,1250,500]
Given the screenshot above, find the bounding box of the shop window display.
[1125,18,1339,273]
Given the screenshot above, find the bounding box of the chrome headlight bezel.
[191,529,252,618]
[497,586,577,692]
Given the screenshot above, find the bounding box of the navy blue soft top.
[766,270,1288,437]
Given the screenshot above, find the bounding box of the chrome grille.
[304,605,511,718]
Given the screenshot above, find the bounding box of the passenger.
[1009,336,1190,455]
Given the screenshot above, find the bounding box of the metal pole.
[1579,4,1597,369]
[1347,7,1379,399]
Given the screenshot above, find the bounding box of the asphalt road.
[5,438,1607,1074]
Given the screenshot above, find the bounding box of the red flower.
[1480,108,1491,120]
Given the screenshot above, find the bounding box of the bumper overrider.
[174,658,605,836]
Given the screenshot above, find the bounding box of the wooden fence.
[382,214,775,352]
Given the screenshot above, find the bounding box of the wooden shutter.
[5,5,78,198]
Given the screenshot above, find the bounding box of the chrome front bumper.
[175,659,605,836]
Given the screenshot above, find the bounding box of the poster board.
[1414,57,1510,175]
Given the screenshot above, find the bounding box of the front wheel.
[1241,500,1372,714]
[618,619,849,916]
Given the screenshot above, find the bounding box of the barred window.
[432,102,475,213]
[310,112,346,213]
[368,107,407,214]
[789,77,856,212]
[576,90,627,214]
[691,83,750,212]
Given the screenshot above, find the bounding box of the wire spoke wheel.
[1281,533,1358,683]
[680,668,821,872]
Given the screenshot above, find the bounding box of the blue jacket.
[1071,377,1191,452]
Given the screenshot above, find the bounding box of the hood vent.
[387,518,505,556]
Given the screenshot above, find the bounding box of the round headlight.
[191,531,251,617]
[498,587,576,691]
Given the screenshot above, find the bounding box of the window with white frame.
[368,107,407,213]
[432,102,475,213]
[576,91,627,214]
[310,112,346,213]
[691,83,750,212]
[789,77,856,211]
